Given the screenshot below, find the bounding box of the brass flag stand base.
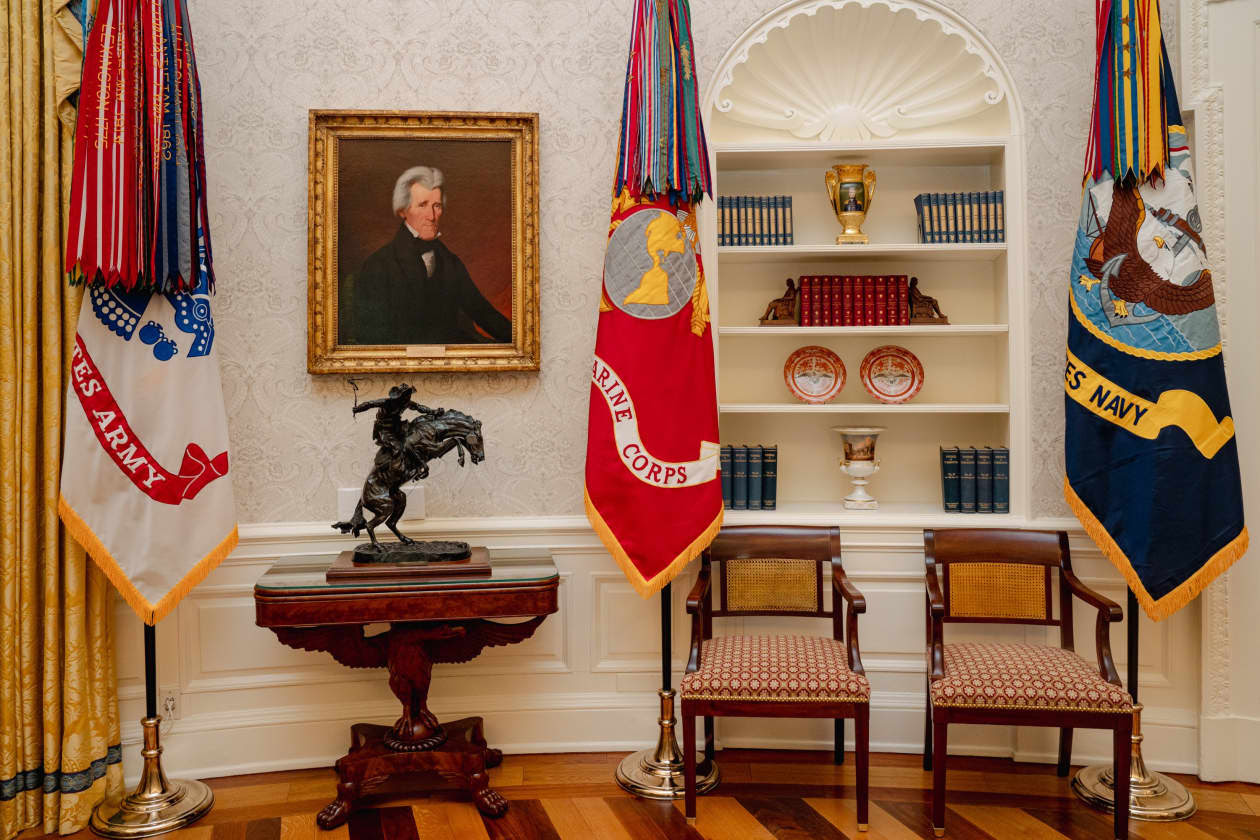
[1072,704,1196,821]
[1072,593,1196,822]
[92,626,213,838]
[616,585,720,799]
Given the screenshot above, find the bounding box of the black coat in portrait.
[339,224,512,346]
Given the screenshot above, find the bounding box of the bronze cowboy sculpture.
[333,383,485,561]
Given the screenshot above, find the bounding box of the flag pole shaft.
[661,583,671,692]
[1127,590,1139,702]
[145,623,158,719]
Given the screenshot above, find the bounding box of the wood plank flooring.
[23,751,1260,839]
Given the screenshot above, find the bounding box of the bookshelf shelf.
[719,403,1010,414]
[717,243,1006,264]
[703,0,1026,519]
[719,325,1008,337]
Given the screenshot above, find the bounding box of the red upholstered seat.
[680,634,870,703]
[931,642,1133,713]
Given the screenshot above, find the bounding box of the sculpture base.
[327,546,490,583]
[352,539,471,564]
[835,233,870,244]
[843,497,879,510]
[760,317,799,326]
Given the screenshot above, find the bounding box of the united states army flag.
[59,0,237,624]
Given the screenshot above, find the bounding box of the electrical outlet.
[160,687,179,720]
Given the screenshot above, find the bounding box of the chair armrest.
[925,563,945,681]
[686,563,711,615]
[832,564,866,613]
[684,562,711,673]
[1062,568,1124,685]
[831,563,866,675]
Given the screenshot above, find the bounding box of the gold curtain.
[0,1,124,837]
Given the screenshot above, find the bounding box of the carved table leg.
[383,625,456,751]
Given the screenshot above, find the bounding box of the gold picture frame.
[308,110,540,373]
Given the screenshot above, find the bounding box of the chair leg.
[855,707,869,832]
[1113,717,1131,840]
[923,689,933,771]
[1057,727,1074,777]
[683,709,697,820]
[835,718,845,765]
[932,717,947,837]
[704,716,715,764]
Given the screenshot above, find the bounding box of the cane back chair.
[680,526,870,827]
[924,528,1133,839]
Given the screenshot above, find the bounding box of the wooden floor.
[30,751,1260,840]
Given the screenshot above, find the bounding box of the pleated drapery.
[0,1,124,836]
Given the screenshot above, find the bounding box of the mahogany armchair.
[923,528,1132,839]
[680,525,870,828]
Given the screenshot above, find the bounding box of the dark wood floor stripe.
[376,806,421,840]
[736,796,849,840]
[604,796,705,840]
[242,817,281,840]
[346,808,383,840]
[874,799,999,839]
[481,799,561,840]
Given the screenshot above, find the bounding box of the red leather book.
[798,276,810,326]
[896,275,910,325]
[829,276,840,326]
[813,275,823,327]
[862,276,875,326]
[821,276,833,326]
[875,275,888,326]
[840,276,853,326]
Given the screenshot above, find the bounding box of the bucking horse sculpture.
[332,384,484,555]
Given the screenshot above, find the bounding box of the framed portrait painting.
[308,110,540,373]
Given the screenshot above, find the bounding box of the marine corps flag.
[1065,0,1246,620]
[584,0,722,597]
[59,0,238,624]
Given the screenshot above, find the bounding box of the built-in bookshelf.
[701,0,1027,524]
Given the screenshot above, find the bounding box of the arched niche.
[703,0,1024,143]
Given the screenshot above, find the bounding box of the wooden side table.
[254,551,559,829]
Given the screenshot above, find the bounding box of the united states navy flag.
[1065,0,1246,620]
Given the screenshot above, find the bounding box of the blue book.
[758,196,768,246]
[913,194,925,243]
[996,190,1005,242]
[732,445,749,510]
[762,445,777,510]
[948,193,960,243]
[771,196,782,245]
[976,446,994,513]
[747,446,763,510]
[992,446,1010,513]
[717,197,726,247]
[785,196,793,244]
[927,194,940,244]
[970,192,981,243]
[720,445,733,509]
[736,197,745,246]
[979,190,990,243]
[940,446,960,512]
[959,446,977,513]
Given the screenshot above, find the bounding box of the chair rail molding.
[705,0,1023,143]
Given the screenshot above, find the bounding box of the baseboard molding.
[1198,715,1260,783]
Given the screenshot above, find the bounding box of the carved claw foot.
[484,748,503,768]
[317,797,353,830]
[472,786,509,817]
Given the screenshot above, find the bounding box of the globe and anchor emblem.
[602,207,698,320]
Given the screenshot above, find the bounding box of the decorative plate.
[784,346,846,404]
[860,345,924,404]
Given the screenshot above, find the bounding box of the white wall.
[112,516,1201,782]
[108,0,1225,784]
[1182,0,1260,785]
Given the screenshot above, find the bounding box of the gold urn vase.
[825,163,877,244]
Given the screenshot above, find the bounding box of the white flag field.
[59,285,237,624]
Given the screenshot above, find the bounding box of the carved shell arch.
[705,0,1023,143]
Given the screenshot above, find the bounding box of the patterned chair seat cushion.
[680,635,869,702]
[931,642,1133,712]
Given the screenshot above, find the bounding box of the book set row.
[719,445,777,511]
[717,195,795,246]
[914,191,1005,244]
[797,275,910,327]
[940,445,1009,514]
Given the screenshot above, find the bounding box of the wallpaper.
[190,0,1177,523]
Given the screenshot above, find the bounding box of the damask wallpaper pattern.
[189,0,1176,523]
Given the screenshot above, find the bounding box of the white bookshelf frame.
[701,0,1029,525]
